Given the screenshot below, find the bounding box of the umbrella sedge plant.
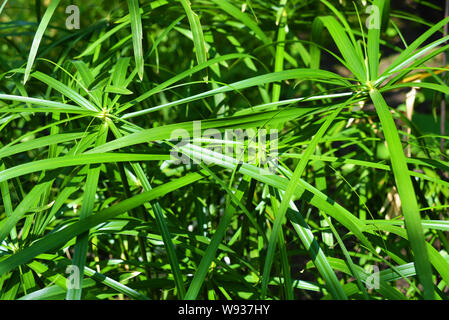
[0,0,448,300]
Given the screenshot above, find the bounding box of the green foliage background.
[0,0,448,300]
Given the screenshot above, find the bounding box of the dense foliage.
[0,0,448,300]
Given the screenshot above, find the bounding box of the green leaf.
[0,170,209,277]
[260,104,348,300]
[179,0,207,67]
[23,0,61,84]
[370,89,434,300]
[0,153,169,183]
[121,68,347,119]
[66,125,108,300]
[127,0,144,80]
[314,16,367,82]
[367,0,389,81]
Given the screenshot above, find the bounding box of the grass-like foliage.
[0,0,448,300]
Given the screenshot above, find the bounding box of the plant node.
[366,81,376,92]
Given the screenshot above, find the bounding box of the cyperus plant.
[0,0,448,300]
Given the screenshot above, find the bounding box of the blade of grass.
[107,119,186,299]
[0,170,210,277]
[66,125,108,300]
[23,0,61,84]
[0,0,7,15]
[184,175,247,299]
[127,0,144,80]
[260,104,348,299]
[121,68,347,119]
[0,153,169,183]
[271,0,288,105]
[370,88,434,300]
[179,0,207,68]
